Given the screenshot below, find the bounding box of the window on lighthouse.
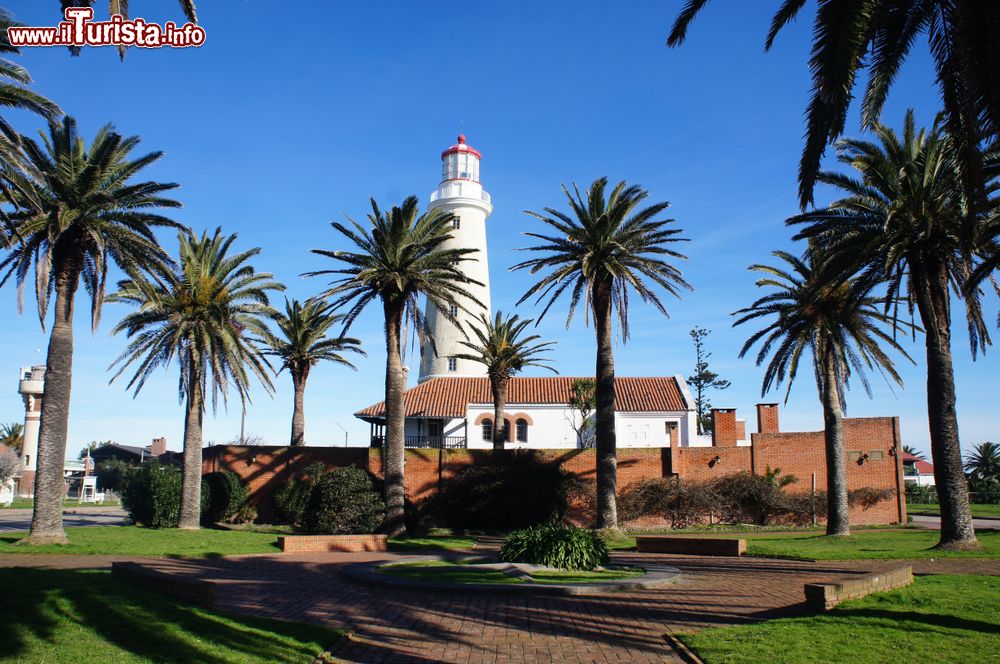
[452,216,461,229]
[448,357,457,371]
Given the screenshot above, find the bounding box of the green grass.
[388,536,477,551]
[610,528,1000,559]
[908,503,1000,518]
[679,575,1000,663]
[1,498,120,509]
[1,568,339,663]
[0,526,281,557]
[379,560,644,585]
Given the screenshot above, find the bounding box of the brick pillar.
[711,408,738,447]
[149,437,167,456]
[756,403,779,434]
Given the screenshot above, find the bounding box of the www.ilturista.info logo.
[7,8,205,50]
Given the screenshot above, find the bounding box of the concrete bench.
[278,534,388,553]
[635,536,746,556]
[805,565,913,611]
[112,561,215,608]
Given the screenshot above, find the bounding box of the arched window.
[481,419,493,442]
[515,418,528,443]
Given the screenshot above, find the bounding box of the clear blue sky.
[1,1,995,458]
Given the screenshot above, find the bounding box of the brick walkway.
[89,552,997,663]
[3,550,998,662]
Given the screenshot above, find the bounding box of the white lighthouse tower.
[418,135,493,382]
[17,365,45,496]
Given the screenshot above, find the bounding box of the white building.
[355,135,737,450]
[356,375,700,449]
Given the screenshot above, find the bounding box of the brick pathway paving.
[92,552,996,663]
[3,550,998,662]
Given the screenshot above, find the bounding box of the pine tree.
[687,327,730,435]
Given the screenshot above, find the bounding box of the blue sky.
[1,1,995,458]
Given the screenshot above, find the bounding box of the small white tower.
[17,365,45,496]
[418,135,493,382]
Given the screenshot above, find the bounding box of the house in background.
[90,437,174,465]
[902,451,935,486]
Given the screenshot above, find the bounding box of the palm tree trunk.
[178,369,204,529]
[915,265,977,549]
[492,377,507,451]
[821,350,850,536]
[25,258,81,545]
[290,369,308,446]
[382,299,407,537]
[592,279,618,530]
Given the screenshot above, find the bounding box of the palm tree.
[258,298,366,446]
[965,442,1000,483]
[735,249,911,536]
[667,1,1000,212]
[0,117,180,545]
[454,311,557,450]
[903,445,927,461]
[790,110,998,549]
[514,178,690,529]
[109,229,281,529]
[0,423,22,451]
[0,9,60,175]
[308,196,479,536]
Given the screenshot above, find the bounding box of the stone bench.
[277,534,388,553]
[112,561,215,608]
[804,565,913,611]
[634,536,746,557]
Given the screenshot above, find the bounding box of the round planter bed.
[339,555,681,596]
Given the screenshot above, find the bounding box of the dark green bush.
[618,477,718,528]
[712,468,798,526]
[202,471,249,524]
[906,483,938,504]
[95,459,130,493]
[302,466,385,535]
[121,462,183,528]
[433,451,573,530]
[499,523,609,571]
[272,463,326,526]
[969,478,1000,505]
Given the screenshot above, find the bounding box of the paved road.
[0,507,125,532]
[910,514,1000,531]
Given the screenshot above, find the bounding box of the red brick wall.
[756,403,779,434]
[711,409,738,447]
[206,416,905,527]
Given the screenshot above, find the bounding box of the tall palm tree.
[667,1,1000,212]
[0,9,60,176]
[514,178,690,529]
[109,229,281,529]
[308,196,479,536]
[454,311,557,450]
[0,117,180,544]
[258,297,366,446]
[735,249,911,536]
[791,110,999,549]
[0,422,23,451]
[965,442,1000,483]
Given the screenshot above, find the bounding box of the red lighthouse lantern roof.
[441,134,482,159]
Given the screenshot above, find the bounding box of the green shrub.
[95,459,131,493]
[906,483,938,504]
[433,451,572,530]
[619,477,718,528]
[969,479,1000,505]
[713,469,798,526]
[121,462,183,528]
[302,466,385,535]
[202,471,249,524]
[272,463,326,526]
[499,523,609,571]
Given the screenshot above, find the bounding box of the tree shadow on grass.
[829,607,1000,635]
[0,568,337,663]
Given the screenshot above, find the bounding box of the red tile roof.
[355,376,690,420]
[903,452,935,475]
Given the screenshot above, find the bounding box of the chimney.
[711,408,738,447]
[148,437,167,456]
[756,403,779,434]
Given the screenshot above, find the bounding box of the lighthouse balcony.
[18,378,44,396]
[430,182,491,205]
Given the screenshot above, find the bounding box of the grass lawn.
[1,568,339,663]
[609,528,1000,559]
[908,503,1000,518]
[388,535,477,551]
[679,575,1000,663]
[379,560,644,585]
[0,526,281,557]
[1,498,120,509]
